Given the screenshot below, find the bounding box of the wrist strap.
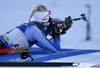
[54,35,60,40]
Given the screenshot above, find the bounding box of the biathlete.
[0,5,73,53]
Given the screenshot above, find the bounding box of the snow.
[0,0,100,68]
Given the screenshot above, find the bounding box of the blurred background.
[0,0,100,50]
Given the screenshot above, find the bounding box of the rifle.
[49,14,88,39]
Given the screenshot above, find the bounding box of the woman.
[0,5,61,53]
[0,5,73,53]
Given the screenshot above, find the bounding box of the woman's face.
[40,21,48,26]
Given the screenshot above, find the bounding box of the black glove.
[61,16,73,34]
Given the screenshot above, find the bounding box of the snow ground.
[0,0,100,68]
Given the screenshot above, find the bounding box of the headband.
[31,11,51,22]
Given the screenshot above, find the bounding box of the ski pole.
[86,4,91,40]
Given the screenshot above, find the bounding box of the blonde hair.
[29,5,47,22]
